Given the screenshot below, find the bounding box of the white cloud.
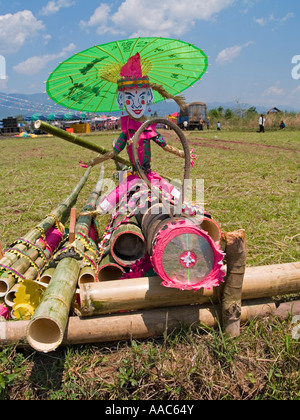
[280,12,294,24]
[43,34,53,45]
[254,12,294,27]
[113,0,236,36]
[216,41,253,65]
[264,85,284,96]
[0,10,45,54]
[79,3,116,34]
[80,3,110,28]
[82,0,236,37]
[40,0,75,16]
[13,43,76,75]
[290,86,300,96]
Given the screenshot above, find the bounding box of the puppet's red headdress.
[117,53,150,91]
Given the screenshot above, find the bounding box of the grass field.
[0,126,299,400]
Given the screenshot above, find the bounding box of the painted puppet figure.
[82,53,193,214]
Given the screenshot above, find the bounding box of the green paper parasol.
[46,37,208,113]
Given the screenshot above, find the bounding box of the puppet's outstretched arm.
[163,144,196,166]
[80,150,117,168]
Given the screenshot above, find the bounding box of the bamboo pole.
[34,120,131,167]
[26,166,104,352]
[0,168,91,307]
[221,230,247,337]
[2,299,300,347]
[0,166,92,270]
[26,257,81,352]
[79,262,300,317]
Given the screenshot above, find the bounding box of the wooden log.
[2,299,300,347]
[69,208,77,244]
[221,229,247,337]
[79,261,300,317]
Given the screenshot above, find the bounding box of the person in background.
[259,114,265,133]
[279,120,286,129]
[217,121,221,131]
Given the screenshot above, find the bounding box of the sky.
[0,0,299,110]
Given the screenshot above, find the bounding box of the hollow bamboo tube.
[39,268,56,285]
[110,221,146,267]
[0,247,43,295]
[0,275,17,298]
[3,299,300,347]
[80,262,300,317]
[200,218,222,245]
[26,257,81,352]
[221,230,247,337]
[4,283,21,307]
[97,254,125,282]
[78,266,97,286]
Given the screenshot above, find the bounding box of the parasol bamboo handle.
[34,120,131,167]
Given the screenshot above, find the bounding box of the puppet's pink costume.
[99,120,180,211]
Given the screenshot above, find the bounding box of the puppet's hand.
[190,148,196,167]
[79,160,89,168]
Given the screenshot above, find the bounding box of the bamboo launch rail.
[1,262,299,347]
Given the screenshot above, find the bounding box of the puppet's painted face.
[117,87,154,119]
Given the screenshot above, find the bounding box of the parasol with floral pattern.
[46,37,208,113]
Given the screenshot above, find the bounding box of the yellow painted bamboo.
[80,262,300,317]
[2,299,300,347]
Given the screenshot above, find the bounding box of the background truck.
[177,101,208,130]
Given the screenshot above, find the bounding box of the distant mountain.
[0,91,298,120]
